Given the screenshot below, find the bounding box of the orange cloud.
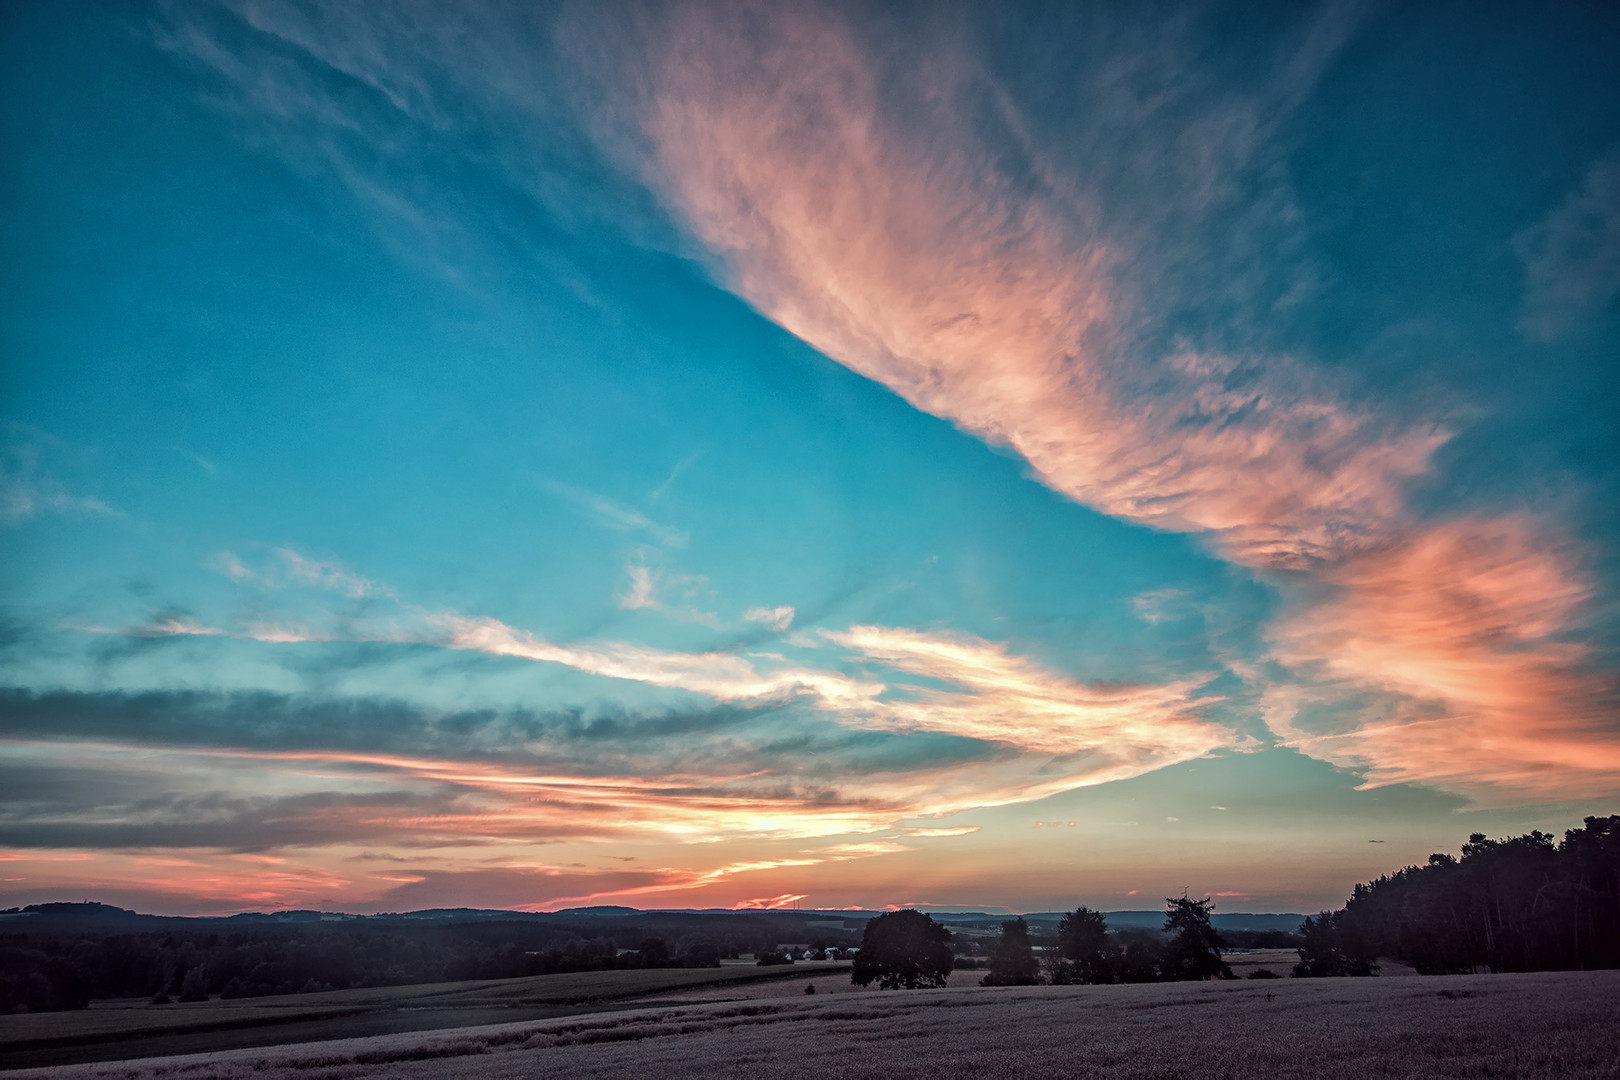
[592,5,1444,572]
[575,4,1617,805]
[1267,515,1619,800]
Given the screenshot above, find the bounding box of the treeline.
[978,897,1251,986]
[1295,814,1620,977]
[0,920,782,1013]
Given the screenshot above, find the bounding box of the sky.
[1,0,1618,917]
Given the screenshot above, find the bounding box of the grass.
[0,963,851,1071]
[4,968,1617,1079]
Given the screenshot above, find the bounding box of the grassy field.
[0,963,851,1071]
[5,969,1616,1079]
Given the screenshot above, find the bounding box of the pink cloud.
[574,5,1615,805]
[1268,515,1618,800]
[591,5,1444,572]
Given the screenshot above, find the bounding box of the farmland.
[0,963,850,1071]
[6,969,1618,1079]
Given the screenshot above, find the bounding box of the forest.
[1293,814,1620,977]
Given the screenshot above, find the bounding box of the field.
[0,963,851,1071]
[4,969,1617,1079]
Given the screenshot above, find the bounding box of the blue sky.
[2,0,1617,915]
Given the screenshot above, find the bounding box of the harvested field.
[0,964,850,1071]
[7,969,1617,1079]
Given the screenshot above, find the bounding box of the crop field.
[0,963,851,1071]
[6,969,1617,1079]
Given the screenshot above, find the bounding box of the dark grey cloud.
[0,788,480,852]
[0,685,1001,780]
[0,685,758,760]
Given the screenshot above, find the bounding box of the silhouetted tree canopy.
[1049,906,1112,985]
[1303,815,1620,976]
[1160,896,1232,981]
[851,909,954,990]
[981,917,1040,986]
[1293,910,1377,977]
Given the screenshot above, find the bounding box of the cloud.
[564,3,1615,805]
[114,2,1620,812]
[1265,515,1619,801]
[614,556,717,625]
[731,893,808,910]
[743,606,795,632]
[0,786,473,853]
[437,615,1231,804]
[538,477,689,548]
[618,560,659,611]
[826,625,1224,760]
[2,606,1232,848]
[892,826,981,839]
[215,550,254,582]
[0,433,117,527]
[375,856,826,912]
[275,548,396,600]
[136,611,227,638]
[578,3,1442,573]
[819,842,915,859]
[239,621,332,644]
[1516,148,1620,341]
[438,613,879,708]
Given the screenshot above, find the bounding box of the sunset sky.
[3,1,1618,917]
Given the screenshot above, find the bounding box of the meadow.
[6,969,1617,1079]
[0,963,850,1071]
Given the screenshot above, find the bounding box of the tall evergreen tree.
[1160,896,1232,981]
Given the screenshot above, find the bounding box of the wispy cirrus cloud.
[614,555,717,625]
[1,432,118,527]
[210,547,395,600]
[579,3,1442,572]
[538,477,690,549]
[826,625,1224,763]
[275,548,396,600]
[1516,147,1620,341]
[743,606,795,632]
[564,3,1615,803]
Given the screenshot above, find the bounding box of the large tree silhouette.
[851,909,954,990]
[1160,896,1232,981]
[1050,906,1113,984]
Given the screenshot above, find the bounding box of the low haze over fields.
[1,1,1618,915]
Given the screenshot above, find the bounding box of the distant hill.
[0,901,1302,934]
